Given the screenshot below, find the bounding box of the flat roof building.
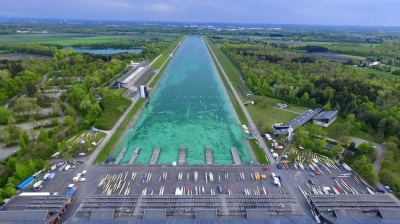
[0,195,71,224]
[313,110,338,127]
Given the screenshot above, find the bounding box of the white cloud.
[150,3,175,11]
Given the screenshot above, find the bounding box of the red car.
[263,167,269,171]
[315,171,321,175]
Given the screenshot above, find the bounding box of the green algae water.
[110,36,255,164]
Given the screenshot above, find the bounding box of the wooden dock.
[231,147,242,165]
[128,148,141,164]
[178,147,186,164]
[205,147,213,165]
[150,147,161,164]
[114,147,127,164]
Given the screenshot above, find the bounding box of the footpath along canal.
[109,36,255,164]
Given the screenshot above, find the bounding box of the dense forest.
[221,42,400,142]
[288,41,400,64]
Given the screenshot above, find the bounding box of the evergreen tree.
[19,135,25,154]
[37,127,47,142]
[22,130,30,145]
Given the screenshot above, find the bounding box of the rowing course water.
[109,36,255,164]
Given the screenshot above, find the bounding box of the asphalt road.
[0,143,19,161]
[204,37,275,164]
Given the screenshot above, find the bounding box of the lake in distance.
[64,47,142,54]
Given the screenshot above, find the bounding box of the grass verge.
[204,36,248,123]
[250,139,269,164]
[94,98,146,163]
[142,73,155,85]
[204,36,242,85]
[149,57,172,88]
[22,173,44,191]
[151,54,168,69]
[162,35,185,55]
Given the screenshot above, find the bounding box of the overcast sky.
[1,0,399,26]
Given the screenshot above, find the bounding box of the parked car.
[309,179,315,185]
[79,178,86,182]
[72,155,79,158]
[384,186,393,193]
[376,189,385,194]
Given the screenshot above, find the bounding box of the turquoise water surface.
[110,36,254,164]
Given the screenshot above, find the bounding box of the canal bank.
[110,36,255,165]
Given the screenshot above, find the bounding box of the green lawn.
[149,57,172,88]
[246,104,299,126]
[151,54,168,69]
[250,139,269,164]
[234,84,310,114]
[204,36,242,85]
[338,54,367,60]
[94,98,145,163]
[204,36,248,124]
[111,89,127,96]
[323,116,379,143]
[162,35,185,55]
[257,96,309,114]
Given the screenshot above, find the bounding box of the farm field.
[0,53,52,60]
[0,34,177,45]
[301,52,368,63]
[337,54,367,60]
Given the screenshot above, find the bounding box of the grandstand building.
[110,61,154,92]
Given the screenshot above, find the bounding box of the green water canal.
[109,36,255,164]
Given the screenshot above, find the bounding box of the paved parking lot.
[27,163,377,223]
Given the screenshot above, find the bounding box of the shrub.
[94,95,131,130]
